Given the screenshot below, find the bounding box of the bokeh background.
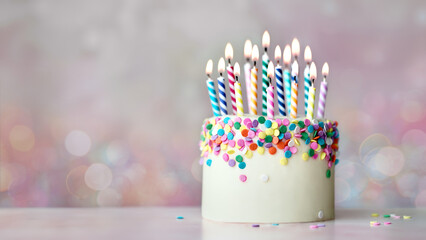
[0,0,425,208]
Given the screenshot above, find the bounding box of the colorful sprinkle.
[252,224,260,227]
[206,159,212,166]
[239,174,247,182]
[238,162,246,169]
[284,150,292,158]
[272,223,279,226]
[236,155,243,162]
[228,159,236,167]
[317,224,326,227]
[280,158,288,165]
[260,174,269,182]
[384,222,392,225]
[310,225,318,229]
[371,213,379,217]
[383,214,390,218]
[176,216,184,220]
[326,169,331,178]
[403,216,411,219]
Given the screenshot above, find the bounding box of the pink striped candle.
[225,43,237,114]
[267,62,275,119]
[317,62,329,119]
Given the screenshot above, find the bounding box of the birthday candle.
[267,62,275,119]
[307,62,317,119]
[274,46,286,116]
[317,62,329,119]
[261,31,270,116]
[205,60,220,117]
[217,58,228,115]
[234,62,244,116]
[225,43,237,114]
[244,40,252,105]
[283,45,292,116]
[290,61,299,119]
[250,45,259,115]
[304,46,312,115]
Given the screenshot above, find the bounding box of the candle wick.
[207,74,210,78]
[246,58,250,62]
[228,59,231,64]
[236,76,239,82]
[220,72,223,77]
[264,47,268,52]
[253,61,256,66]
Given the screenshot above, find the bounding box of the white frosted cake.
[200,115,340,223]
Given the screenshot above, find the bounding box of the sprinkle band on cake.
[200,115,339,223]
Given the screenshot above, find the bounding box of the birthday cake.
[200,32,339,223]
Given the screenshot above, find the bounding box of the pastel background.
[0,0,425,208]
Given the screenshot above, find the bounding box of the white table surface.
[0,207,424,240]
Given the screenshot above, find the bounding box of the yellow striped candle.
[307,87,316,119]
[290,60,299,119]
[234,62,244,116]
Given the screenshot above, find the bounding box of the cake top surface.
[200,115,339,180]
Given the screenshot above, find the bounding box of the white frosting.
[201,115,336,223]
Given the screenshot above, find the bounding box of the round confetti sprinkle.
[206,159,212,166]
[236,155,243,162]
[289,123,296,130]
[237,139,245,147]
[290,146,298,154]
[258,132,266,139]
[308,149,315,157]
[241,129,249,137]
[217,129,225,136]
[383,214,390,218]
[302,152,309,161]
[284,132,292,139]
[280,158,288,165]
[277,141,285,149]
[282,118,290,126]
[310,225,318,229]
[252,120,259,127]
[317,224,326,227]
[257,147,265,154]
[304,119,310,126]
[403,216,411,219]
[265,120,272,128]
[272,223,279,226]
[298,121,305,128]
[384,222,392,225]
[176,216,184,219]
[252,224,260,227]
[265,135,273,143]
[238,162,246,169]
[206,124,213,130]
[223,153,229,162]
[228,159,236,167]
[271,122,278,129]
[239,175,247,182]
[326,169,331,178]
[279,125,287,133]
[249,143,258,151]
[269,147,277,154]
[284,150,292,158]
[227,132,234,140]
[258,116,266,124]
[310,142,318,150]
[371,213,379,217]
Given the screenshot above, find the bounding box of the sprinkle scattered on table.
[310,225,319,229]
[252,224,260,227]
[317,223,326,227]
[176,216,184,220]
[272,223,279,226]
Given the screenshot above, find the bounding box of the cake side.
[200,115,339,223]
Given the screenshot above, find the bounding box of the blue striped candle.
[206,78,220,117]
[275,65,286,116]
[284,69,291,116]
[262,53,269,116]
[217,76,228,115]
[304,65,311,115]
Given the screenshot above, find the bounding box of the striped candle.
[261,31,270,116]
[283,44,292,116]
[290,60,299,119]
[307,62,317,119]
[275,66,285,116]
[284,69,291,115]
[303,46,312,115]
[317,62,329,119]
[250,67,258,115]
[205,60,220,117]
[206,79,220,117]
[217,58,228,115]
[275,45,286,116]
[317,81,328,119]
[307,87,316,119]
[267,62,275,119]
[290,81,298,118]
[225,43,237,114]
[303,65,312,115]
[227,65,236,114]
[234,63,244,116]
[262,53,270,116]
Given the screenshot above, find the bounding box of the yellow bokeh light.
[9,125,35,152]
